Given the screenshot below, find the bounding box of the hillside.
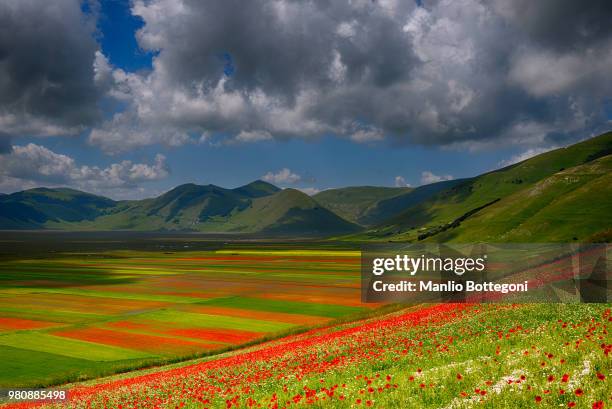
[430,154,612,242]
[0,181,359,236]
[228,188,361,235]
[313,186,411,225]
[0,188,116,229]
[0,132,610,239]
[84,183,255,231]
[355,131,612,242]
[356,179,466,226]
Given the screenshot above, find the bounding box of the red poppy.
[574,388,584,397]
[596,373,605,380]
[568,403,576,408]
[535,396,542,403]
[592,402,604,409]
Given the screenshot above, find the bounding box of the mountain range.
[1,132,610,242]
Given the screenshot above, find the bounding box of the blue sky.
[77,0,534,193]
[0,0,610,199]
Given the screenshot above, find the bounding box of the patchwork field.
[0,241,369,388]
[2,303,610,409]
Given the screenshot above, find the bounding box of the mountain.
[313,186,411,225]
[430,154,612,242]
[227,188,360,235]
[313,181,465,227]
[232,180,281,198]
[0,181,358,236]
[82,183,252,231]
[354,179,466,226]
[355,131,612,242]
[0,132,610,240]
[0,188,116,229]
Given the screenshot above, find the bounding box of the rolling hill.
[313,186,411,225]
[227,188,360,235]
[0,188,116,229]
[0,132,610,240]
[354,131,612,242]
[430,154,612,242]
[0,181,359,236]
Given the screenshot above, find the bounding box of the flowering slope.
[4,304,611,409]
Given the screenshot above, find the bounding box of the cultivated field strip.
[0,248,368,387]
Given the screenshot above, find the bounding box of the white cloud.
[4,0,610,155]
[261,168,301,185]
[498,146,559,167]
[0,144,169,198]
[297,187,321,196]
[394,176,411,187]
[421,171,454,185]
[234,130,273,143]
[350,128,385,143]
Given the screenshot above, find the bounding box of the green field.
[0,240,369,388]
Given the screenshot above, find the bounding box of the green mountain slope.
[0,188,116,229]
[0,181,358,236]
[313,186,411,225]
[227,188,361,235]
[78,183,250,231]
[357,179,466,227]
[430,154,612,242]
[355,131,612,241]
[232,180,281,198]
[1,132,610,240]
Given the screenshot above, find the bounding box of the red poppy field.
[3,303,610,409]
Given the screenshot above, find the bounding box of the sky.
[0,0,611,199]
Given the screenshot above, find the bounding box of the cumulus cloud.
[0,144,169,198]
[0,0,101,138]
[297,187,320,196]
[498,146,560,167]
[234,130,273,143]
[350,128,385,143]
[394,176,411,187]
[421,171,454,185]
[78,0,612,153]
[262,168,301,185]
[2,0,611,156]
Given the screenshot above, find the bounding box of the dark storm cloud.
[494,0,612,52]
[0,132,12,154]
[85,0,612,153]
[0,0,101,137]
[0,0,610,152]
[138,0,417,104]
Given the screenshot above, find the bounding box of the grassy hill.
[82,184,358,235]
[0,188,116,229]
[356,179,465,227]
[353,131,612,242]
[1,132,610,240]
[0,181,358,236]
[313,181,464,227]
[430,154,612,242]
[228,188,361,235]
[313,186,411,225]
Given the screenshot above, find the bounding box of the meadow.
[3,303,610,409]
[0,234,609,409]
[0,233,370,388]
